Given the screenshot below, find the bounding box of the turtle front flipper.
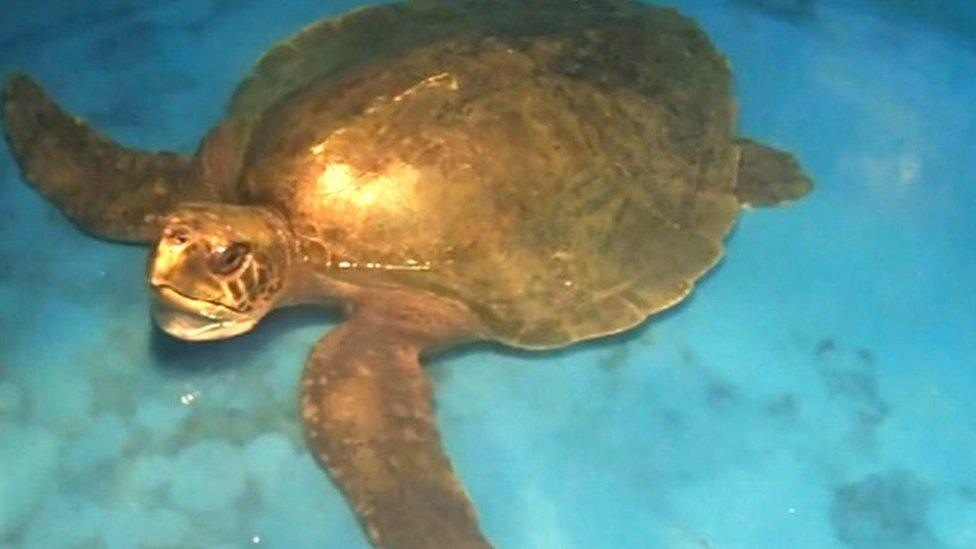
[301,290,491,549]
[2,74,211,243]
[734,138,814,207]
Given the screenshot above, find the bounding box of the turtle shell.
[229,0,741,348]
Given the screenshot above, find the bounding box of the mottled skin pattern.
[302,288,489,548]
[1,0,812,547]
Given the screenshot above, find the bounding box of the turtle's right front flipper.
[2,74,210,243]
[302,290,492,549]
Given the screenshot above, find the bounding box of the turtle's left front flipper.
[2,74,209,243]
[302,290,491,549]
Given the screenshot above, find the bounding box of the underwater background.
[1,0,974,547]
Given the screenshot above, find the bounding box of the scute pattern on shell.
[233,0,741,347]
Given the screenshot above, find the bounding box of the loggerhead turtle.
[2,0,812,547]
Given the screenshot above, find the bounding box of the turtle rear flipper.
[2,74,215,243]
[734,138,813,207]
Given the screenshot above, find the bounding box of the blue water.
[1,1,974,547]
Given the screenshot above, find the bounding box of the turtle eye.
[210,243,250,275]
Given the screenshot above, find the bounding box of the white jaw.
[152,287,256,341]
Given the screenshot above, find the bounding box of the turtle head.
[149,203,293,341]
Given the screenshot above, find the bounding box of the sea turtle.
[2,0,812,547]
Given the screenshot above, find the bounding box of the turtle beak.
[151,287,256,341]
[147,235,208,289]
[148,248,171,290]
